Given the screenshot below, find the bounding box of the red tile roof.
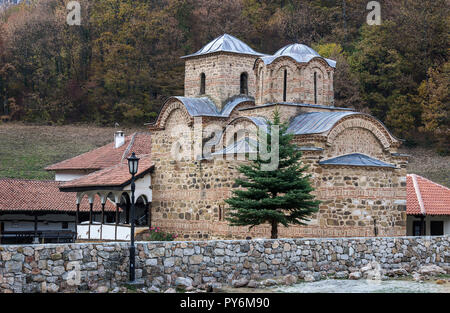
[407,174,450,215]
[45,132,151,171]
[0,179,118,212]
[60,155,154,190]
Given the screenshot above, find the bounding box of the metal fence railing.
[0,230,76,244]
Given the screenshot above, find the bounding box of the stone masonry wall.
[0,236,448,292]
[255,58,334,106]
[150,108,407,239]
[184,53,258,110]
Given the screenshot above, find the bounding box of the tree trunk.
[271,220,278,239]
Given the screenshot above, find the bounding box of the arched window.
[200,73,206,95]
[240,72,248,95]
[314,72,317,104]
[283,69,287,102]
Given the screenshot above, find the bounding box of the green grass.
[0,122,146,180]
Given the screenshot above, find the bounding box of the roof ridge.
[408,173,450,191]
[120,132,138,164]
[410,174,426,215]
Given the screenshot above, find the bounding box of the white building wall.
[77,223,130,241]
[123,173,152,202]
[54,170,90,182]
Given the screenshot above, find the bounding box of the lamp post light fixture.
[127,152,140,282]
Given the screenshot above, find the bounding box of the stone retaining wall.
[0,236,449,293]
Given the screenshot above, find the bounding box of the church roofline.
[238,102,354,112]
[181,34,266,59]
[145,96,255,128]
[319,153,397,168]
[257,54,336,68]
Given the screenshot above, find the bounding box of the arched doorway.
[119,193,131,224]
[135,195,150,226]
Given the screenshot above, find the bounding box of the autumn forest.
[0,0,448,153]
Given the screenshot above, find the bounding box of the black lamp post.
[127,152,139,282]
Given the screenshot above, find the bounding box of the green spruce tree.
[225,110,320,239]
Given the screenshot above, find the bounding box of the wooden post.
[115,203,119,241]
[34,213,38,243]
[88,202,93,240]
[420,215,426,236]
[75,203,80,242]
[126,201,130,224]
[100,203,105,240]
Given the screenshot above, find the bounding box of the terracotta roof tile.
[60,155,154,190]
[45,132,151,171]
[407,174,450,215]
[0,179,118,212]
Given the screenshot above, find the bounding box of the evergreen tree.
[225,111,320,239]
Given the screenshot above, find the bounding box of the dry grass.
[0,122,146,180]
[399,146,450,187]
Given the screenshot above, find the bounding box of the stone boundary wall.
[0,236,449,293]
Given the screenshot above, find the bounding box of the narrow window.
[200,73,206,95]
[314,72,317,104]
[240,72,248,95]
[259,68,264,103]
[233,132,238,154]
[283,69,287,102]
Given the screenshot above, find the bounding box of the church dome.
[259,43,336,68]
[274,43,320,57]
[181,34,265,59]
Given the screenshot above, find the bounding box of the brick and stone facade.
[145,34,409,240]
[184,53,259,110]
[254,57,334,106]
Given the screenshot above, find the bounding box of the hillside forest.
[0,0,448,154]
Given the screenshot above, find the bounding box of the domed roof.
[274,43,320,57]
[181,34,265,59]
[260,43,336,68]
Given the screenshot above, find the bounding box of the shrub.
[142,227,178,241]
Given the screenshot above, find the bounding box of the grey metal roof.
[274,43,320,57]
[181,34,265,59]
[238,102,354,112]
[246,116,269,130]
[260,43,336,68]
[211,138,259,156]
[220,96,254,116]
[287,111,358,135]
[173,96,253,117]
[319,153,396,168]
[173,97,218,117]
[295,146,324,151]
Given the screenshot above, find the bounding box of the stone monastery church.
[52,34,409,240]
